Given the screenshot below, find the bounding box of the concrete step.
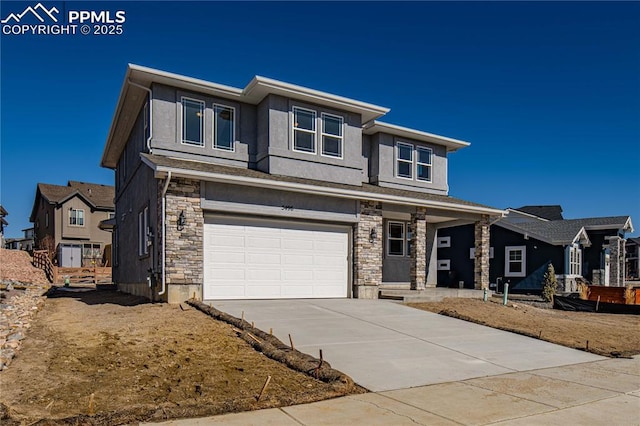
[379,288,488,303]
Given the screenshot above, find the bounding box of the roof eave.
[142,156,504,217]
[363,121,470,152]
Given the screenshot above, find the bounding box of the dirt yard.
[408,298,640,358]
[0,289,360,425]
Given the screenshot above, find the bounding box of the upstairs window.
[69,208,84,227]
[293,107,316,153]
[321,113,343,158]
[213,104,235,151]
[416,147,433,182]
[396,142,414,179]
[181,97,204,146]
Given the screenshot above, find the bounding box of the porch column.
[410,207,427,290]
[353,200,383,299]
[607,236,625,287]
[474,215,490,290]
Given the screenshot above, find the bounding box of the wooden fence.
[32,250,112,284]
[586,285,640,305]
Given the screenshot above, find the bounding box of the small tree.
[542,263,558,302]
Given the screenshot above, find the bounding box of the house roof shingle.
[142,153,503,214]
[36,182,115,210]
[498,215,633,246]
[513,205,564,221]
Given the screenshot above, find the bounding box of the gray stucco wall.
[202,181,358,223]
[370,133,449,195]
[149,83,256,168]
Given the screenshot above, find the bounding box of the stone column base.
[354,285,379,299]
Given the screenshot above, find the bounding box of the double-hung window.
[213,104,235,151]
[181,97,204,146]
[321,113,343,158]
[396,142,414,179]
[138,206,149,256]
[505,246,526,277]
[293,107,316,153]
[416,147,433,182]
[387,221,409,257]
[69,208,84,226]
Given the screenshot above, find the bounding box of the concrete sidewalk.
[211,299,602,391]
[148,356,640,425]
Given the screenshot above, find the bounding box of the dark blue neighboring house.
[436,206,633,293]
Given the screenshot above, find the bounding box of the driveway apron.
[211,299,603,392]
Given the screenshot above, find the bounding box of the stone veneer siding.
[409,207,427,290]
[163,178,203,302]
[607,236,626,287]
[353,200,383,298]
[474,215,490,290]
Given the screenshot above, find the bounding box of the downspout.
[127,79,153,154]
[158,171,172,296]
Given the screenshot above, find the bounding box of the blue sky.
[1,1,639,238]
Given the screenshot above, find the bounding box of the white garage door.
[203,216,349,300]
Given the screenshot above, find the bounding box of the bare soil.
[0,289,360,425]
[408,298,640,358]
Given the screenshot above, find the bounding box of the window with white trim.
[138,206,149,256]
[570,245,582,276]
[293,107,316,153]
[321,113,343,158]
[396,142,413,179]
[416,147,432,182]
[213,104,235,151]
[387,221,406,256]
[437,236,451,248]
[505,246,526,277]
[69,208,84,226]
[181,97,204,146]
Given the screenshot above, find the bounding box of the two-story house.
[5,228,35,252]
[101,64,504,303]
[30,181,115,267]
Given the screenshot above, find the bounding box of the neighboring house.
[29,181,115,267]
[0,205,7,246]
[438,206,633,293]
[100,64,504,303]
[626,237,640,280]
[5,228,35,252]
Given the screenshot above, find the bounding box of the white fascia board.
[583,218,634,234]
[244,76,390,123]
[141,157,504,217]
[363,121,470,152]
[571,227,592,247]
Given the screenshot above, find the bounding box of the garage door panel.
[204,217,349,300]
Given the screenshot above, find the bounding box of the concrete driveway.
[212,299,603,392]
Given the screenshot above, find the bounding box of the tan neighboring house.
[30,181,115,267]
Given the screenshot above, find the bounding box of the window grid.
[69,208,84,227]
[570,245,582,275]
[505,246,526,277]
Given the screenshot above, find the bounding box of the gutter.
[158,171,172,297]
[127,79,153,154]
